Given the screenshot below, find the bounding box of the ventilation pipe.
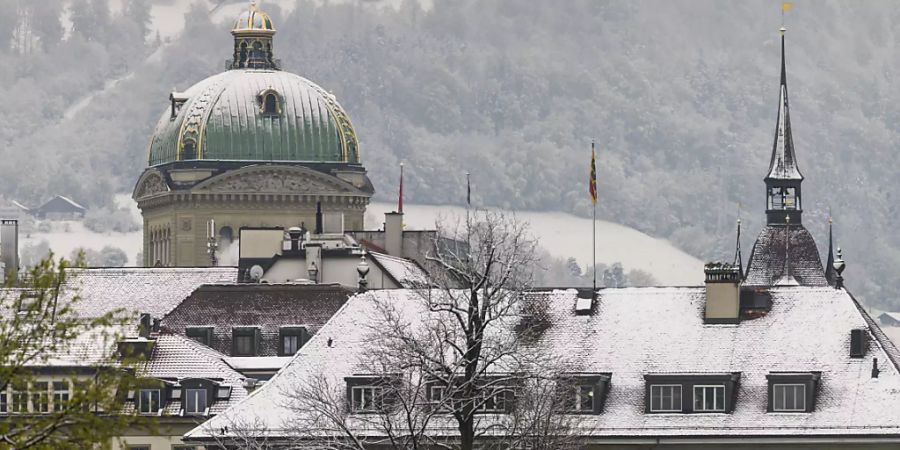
[315,201,323,235]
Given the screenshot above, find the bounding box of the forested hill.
[0,0,898,307]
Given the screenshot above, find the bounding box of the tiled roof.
[190,286,900,441]
[745,225,827,287]
[132,333,248,416]
[160,283,352,356]
[63,267,238,319]
[368,252,428,287]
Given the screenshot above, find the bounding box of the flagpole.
[592,143,597,298]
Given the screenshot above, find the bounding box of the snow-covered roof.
[128,333,248,416]
[160,283,352,356]
[225,356,293,371]
[367,252,428,287]
[879,312,900,322]
[745,225,827,287]
[63,267,238,320]
[189,286,900,442]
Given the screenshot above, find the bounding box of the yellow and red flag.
[589,143,597,204]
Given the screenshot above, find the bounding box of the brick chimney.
[704,263,741,324]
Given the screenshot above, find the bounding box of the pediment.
[133,170,170,200]
[192,165,361,196]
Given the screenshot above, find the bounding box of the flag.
[466,172,471,206]
[589,143,597,205]
[782,2,793,11]
[398,163,404,213]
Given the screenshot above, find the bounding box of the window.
[232,328,257,356]
[649,385,682,412]
[572,384,595,412]
[478,387,509,413]
[11,383,27,413]
[0,387,7,413]
[259,90,281,116]
[350,385,383,413]
[32,382,49,413]
[139,389,161,415]
[772,384,806,412]
[767,372,819,413]
[429,384,446,403]
[279,327,307,356]
[128,447,150,450]
[184,388,207,415]
[52,381,69,412]
[693,385,726,412]
[645,373,740,414]
[181,139,196,160]
[186,327,213,347]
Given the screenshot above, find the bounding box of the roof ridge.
[160,332,245,382]
[846,290,900,373]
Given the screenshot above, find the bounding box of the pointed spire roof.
[766,28,804,182]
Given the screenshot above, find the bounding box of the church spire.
[765,28,804,225]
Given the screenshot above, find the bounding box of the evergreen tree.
[30,0,63,51]
[124,0,152,44]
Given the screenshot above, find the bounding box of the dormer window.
[184,388,207,415]
[232,327,259,356]
[186,326,214,347]
[767,372,820,413]
[279,326,308,356]
[644,373,740,414]
[258,89,282,116]
[138,389,161,415]
[561,373,611,414]
[181,138,197,160]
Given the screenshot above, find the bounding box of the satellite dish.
[249,265,264,282]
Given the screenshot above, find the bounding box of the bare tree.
[256,211,589,450]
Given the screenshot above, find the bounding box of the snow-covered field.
[366,202,703,286]
[19,196,703,285]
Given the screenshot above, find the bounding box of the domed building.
[133,3,373,267]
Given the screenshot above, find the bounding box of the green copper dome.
[147,69,359,166]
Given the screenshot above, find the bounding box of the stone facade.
[133,163,372,267]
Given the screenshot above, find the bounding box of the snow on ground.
[19,196,703,285]
[366,202,704,286]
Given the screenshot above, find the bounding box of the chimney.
[384,212,403,257]
[0,219,18,283]
[138,313,152,338]
[704,263,741,324]
[315,201,323,235]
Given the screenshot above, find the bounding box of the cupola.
[230,2,278,70]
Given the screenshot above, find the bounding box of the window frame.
[10,383,27,414]
[279,326,308,356]
[0,386,7,414]
[231,327,258,357]
[185,326,213,347]
[692,384,726,412]
[766,372,819,413]
[561,373,611,415]
[772,383,806,412]
[644,373,741,414]
[31,382,49,414]
[345,375,399,414]
[52,381,69,412]
[138,389,162,415]
[649,384,682,412]
[184,388,208,416]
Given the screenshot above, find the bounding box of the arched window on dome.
[258,89,282,117]
[182,139,197,160]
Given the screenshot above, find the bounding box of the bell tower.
[765,27,803,226]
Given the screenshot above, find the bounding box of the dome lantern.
[230,1,278,70]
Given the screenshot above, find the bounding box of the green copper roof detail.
[148,70,359,166]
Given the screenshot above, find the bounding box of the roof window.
[767,372,820,413]
[644,373,740,414]
[258,89,282,116]
[560,373,611,414]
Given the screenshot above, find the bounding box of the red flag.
[589,143,597,204]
